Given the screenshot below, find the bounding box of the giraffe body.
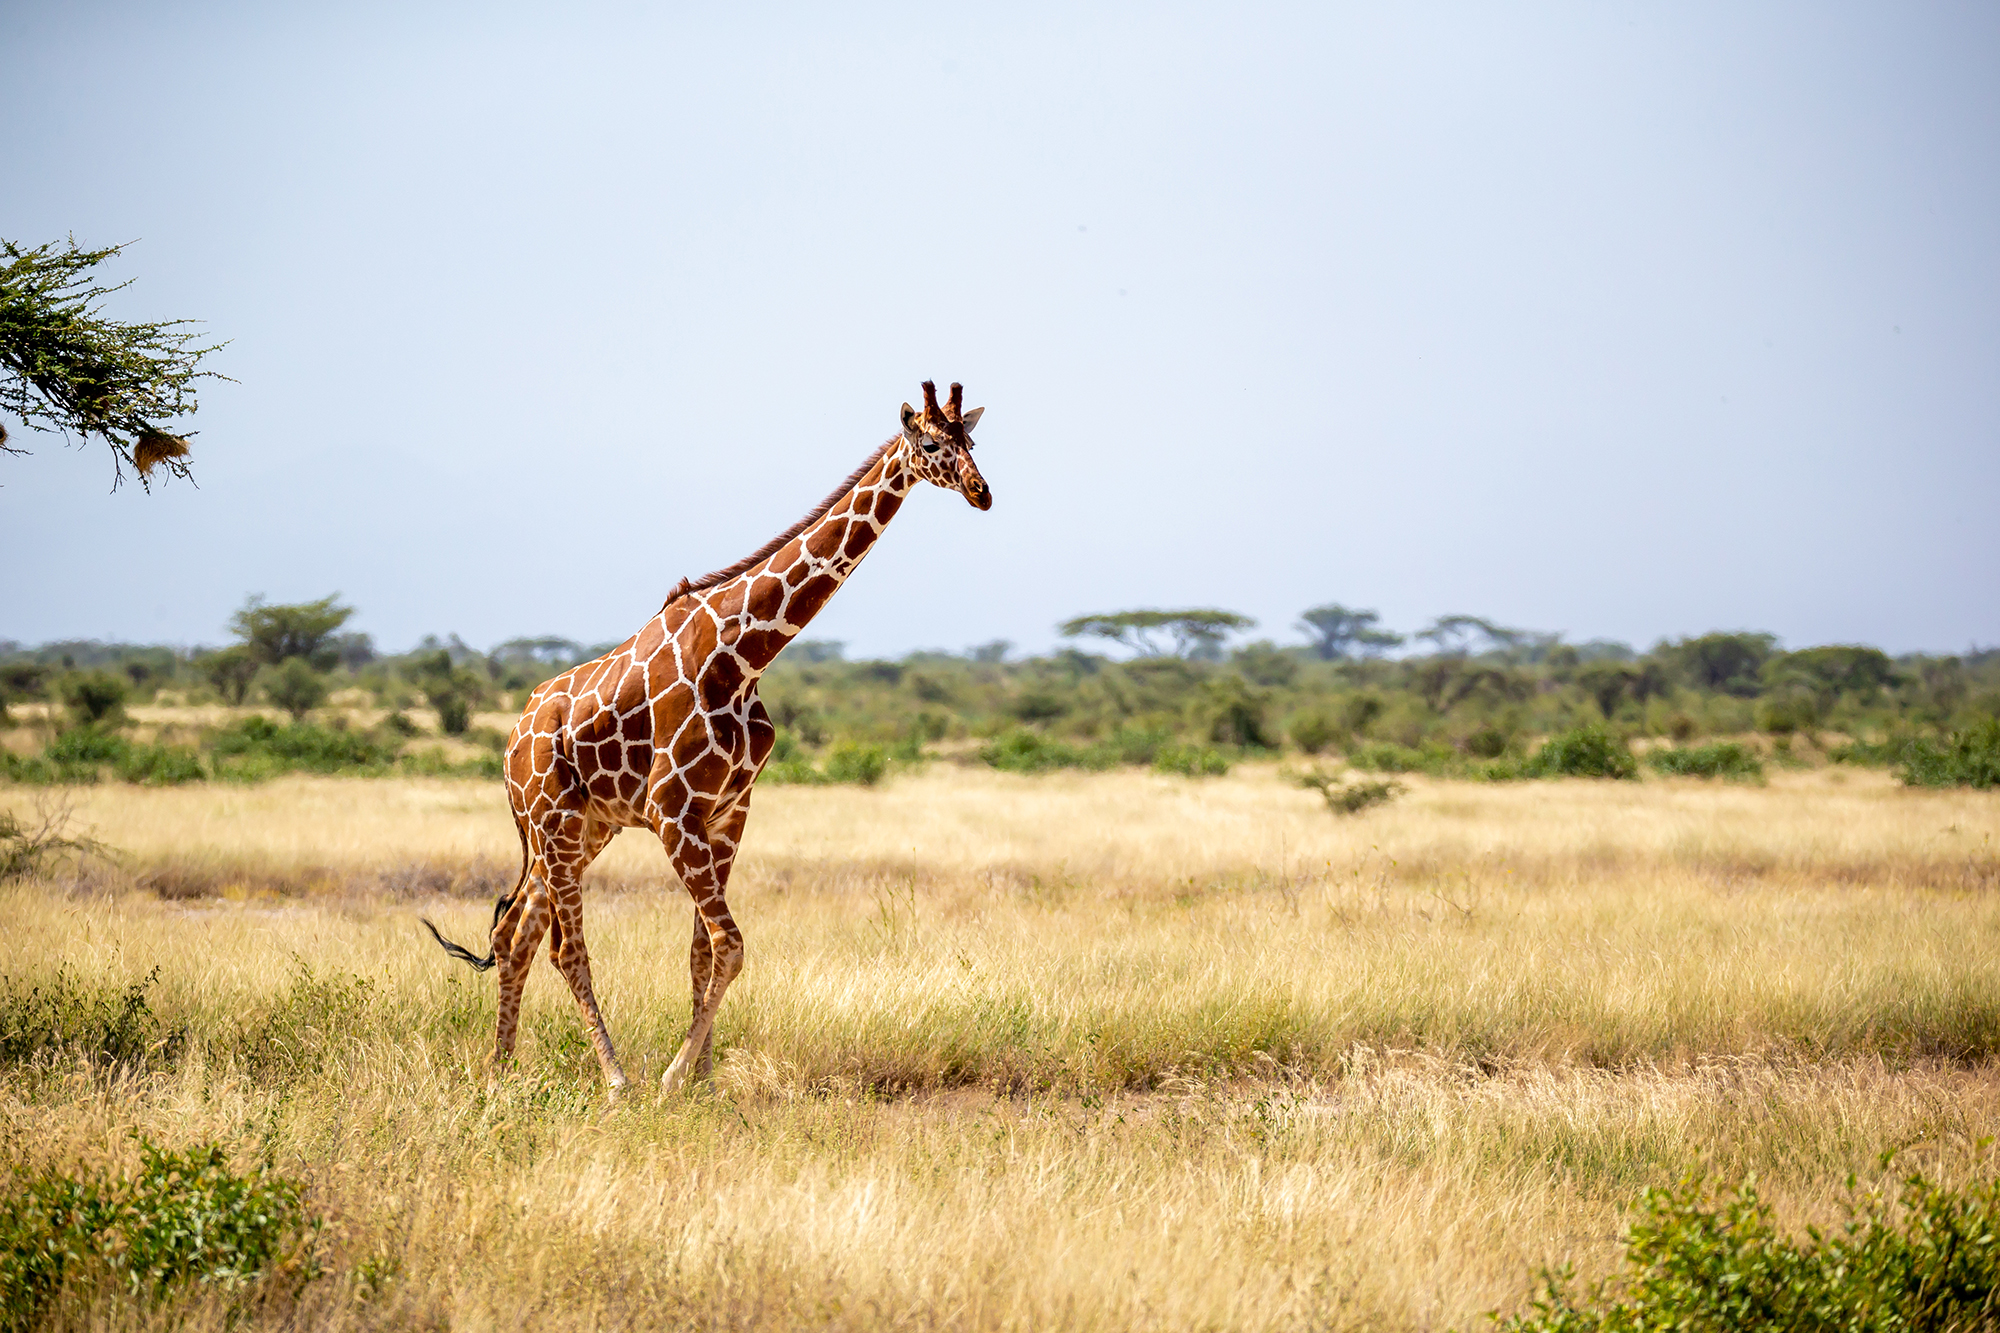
[425,382,990,1093]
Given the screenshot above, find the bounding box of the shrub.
[208,716,397,779]
[42,727,131,783]
[1347,741,1452,776]
[114,743,204,786]
[1523,725,1638,780]
[1298,769,1401,815]
[0,806,108,881]
[1493,1167,2000,1333]
[823,741,888,786]
[758,738,892,786]
[1896,717,2000,790]
[979,729,1102,775]
[197,646,259,706]
[0,1138,316,1328]
[1103,726,1170,766]
[1152,743,1229,777]
[1289,711,1338,756]
[1644,742,1764,783]
[0,966,185,1069]
[262,658,327,722]
[61,672,128,727]
[1202,676,1273,748]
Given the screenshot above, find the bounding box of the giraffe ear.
[959,406,984,433]
[900,403,919,435]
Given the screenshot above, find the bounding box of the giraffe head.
[898,381,993,511]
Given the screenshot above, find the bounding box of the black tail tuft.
[420,890,518,973]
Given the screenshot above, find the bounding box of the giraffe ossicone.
[422,381,993,1094]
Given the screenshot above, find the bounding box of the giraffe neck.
[705,444,917,677]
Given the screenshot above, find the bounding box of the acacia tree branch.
[0,236,229,490]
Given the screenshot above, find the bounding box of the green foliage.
[1202,675,1274,748]
[262,657,328,722]
[978,729,1110,775]
[1289,711,1338,756]
[1348,741,1457,776]
[824,741,889,786]
[229,594,353,669]
[758,739,893,786]
[0,966,183,1069]
[1298,768,1402,815]
[1896,718,2000,790]
[1523,725,1638,780]
[209,716,397,780]
[1658,631,1779,697]
[0,1138,314,1329]
[197,645,259,705]
[114,742,205,786]
[1645,742,1765,783]
[0,237,223,489]
[1152,742,1229,777]
[411,649,484,736]
[61,671,127,727]
[1491,1167,2000,1333]
[1232,641,1300,687]
[234,964,373,1081]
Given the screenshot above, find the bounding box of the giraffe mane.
[661,436,898,609]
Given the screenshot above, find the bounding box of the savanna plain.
[4,763,1999,1330]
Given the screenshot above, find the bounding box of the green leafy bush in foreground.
[1896,718,2000,790]
[1492,1167,2000,1333]
[1645,741,1766,783]
[0,1139,317,1330]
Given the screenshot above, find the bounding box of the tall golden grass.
[2,765,1996,1330]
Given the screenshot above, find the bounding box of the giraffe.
[424,381,991,1094]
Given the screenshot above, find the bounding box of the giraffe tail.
[421,821,529,972]
[420,909,506,972]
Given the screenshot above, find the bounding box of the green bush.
[1523,725,1638,780]
[1289,711,1338,756]
[1644,742,1765,783]
[979,729,1104,774]
[1346,741,1452,776]
[1896,718,2000,790]
[0,967,185,1070]
[823,741,889,786]
[115,743,205,786]
[262,658,327,722]
[41,727,131,782]
[1493,1167,2000,1333]
[1152,743,1229,777]
[758,739,893,786]
[209,716,397,780]
[60,672,128,727]
[0,1138,315,1328]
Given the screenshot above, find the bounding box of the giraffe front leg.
[689,918,715,1081]
[683,794,749,1082]
[547,890,631,1094]
[662,894,742,1094]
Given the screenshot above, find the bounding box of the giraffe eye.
[919,436,941,453]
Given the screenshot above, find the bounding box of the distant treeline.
[3,598,1996,786]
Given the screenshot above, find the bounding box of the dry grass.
[2,766,1998,1330]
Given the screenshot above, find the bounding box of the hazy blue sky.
[4,2,1995,658]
